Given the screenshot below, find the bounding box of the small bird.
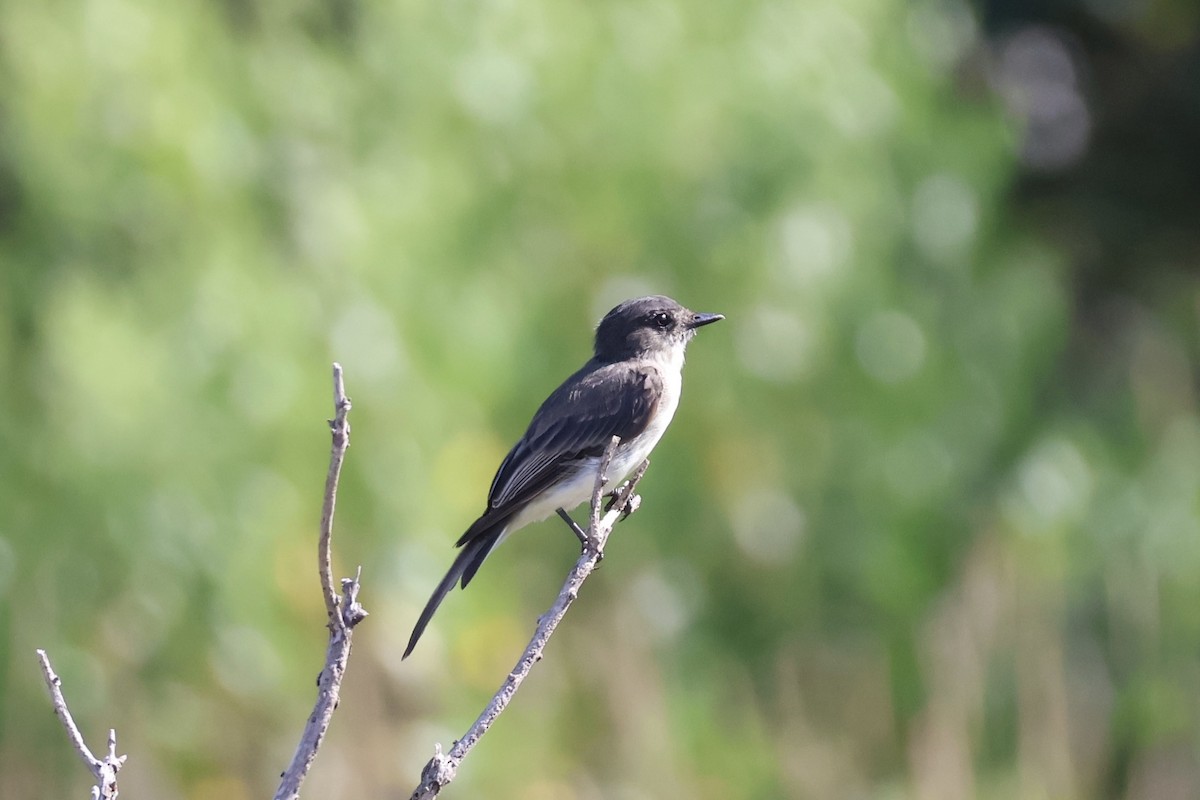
[403,295,723,658]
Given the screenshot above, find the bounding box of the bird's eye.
[651,312,672,329]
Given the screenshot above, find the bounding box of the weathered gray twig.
[274,363,369,800]
[409,436,650,800]
[36,649,126,799]
[37,364,368,800]
[318,363,353,621]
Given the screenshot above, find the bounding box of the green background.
[2,0,1199,797]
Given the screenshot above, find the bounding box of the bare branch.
[586,436,612,540]
[274,363,369,800]
[409,436,650,799]
[37,363,367,800]
[36,649,125,799]
[318,363,353,620]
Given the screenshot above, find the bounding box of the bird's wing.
[479,361,661,521]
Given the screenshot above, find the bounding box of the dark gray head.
[593,295,724,362]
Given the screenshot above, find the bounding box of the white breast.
[611,349,682,477]
[505,346,686,534]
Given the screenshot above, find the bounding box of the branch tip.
[37,648,122,797]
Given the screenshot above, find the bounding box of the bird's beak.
[688,312,725,329]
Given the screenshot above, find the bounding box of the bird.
[403,295,723,658]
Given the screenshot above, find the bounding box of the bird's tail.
[402,519,506,659]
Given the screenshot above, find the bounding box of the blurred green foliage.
[1,0,1198,797]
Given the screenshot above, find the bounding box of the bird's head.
[593,295,724,363]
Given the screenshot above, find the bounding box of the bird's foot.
[619,492,642,520]
[605,482,642,521]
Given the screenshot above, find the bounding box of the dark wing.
[453,360,662,548]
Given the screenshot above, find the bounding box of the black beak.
[688,312,725,329]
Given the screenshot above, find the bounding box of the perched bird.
[403,295,723,658]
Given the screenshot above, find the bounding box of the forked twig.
[274,363,369,800]
[35,649,125,799]
[38,363,369,800]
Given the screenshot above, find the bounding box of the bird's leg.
[556,507,604,563]
[556,508,589,546]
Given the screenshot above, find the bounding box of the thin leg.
[556,508,588,545]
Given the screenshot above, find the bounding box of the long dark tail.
[403,519,506,659]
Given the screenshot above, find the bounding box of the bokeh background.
[2,0,1199,797]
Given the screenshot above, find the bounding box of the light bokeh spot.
[736,306,820,383]
[856,311,927,384]
[731,488,806,565]
[912,173,978,265]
